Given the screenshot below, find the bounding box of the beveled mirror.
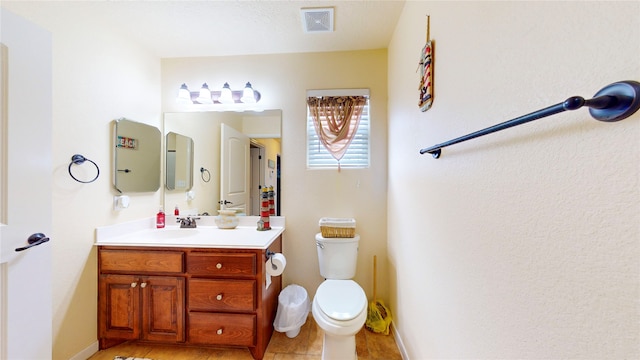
[113,118,161,193]
[165,131,194,191]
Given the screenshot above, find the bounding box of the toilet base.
[322,331,357,360]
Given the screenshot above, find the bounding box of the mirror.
[163,110,281,216]
[113,118,161,193]
[165,131,194,191]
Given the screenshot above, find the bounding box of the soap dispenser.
[156,206,165,228]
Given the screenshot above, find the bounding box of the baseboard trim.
[69,341,98,360]
[390,321,409,360]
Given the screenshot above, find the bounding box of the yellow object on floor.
[365,255,392,335]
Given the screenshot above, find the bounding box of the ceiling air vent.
[301,7,334,33]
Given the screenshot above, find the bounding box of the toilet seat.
[315,280,367,321]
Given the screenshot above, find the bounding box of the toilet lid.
[316,280,366,321]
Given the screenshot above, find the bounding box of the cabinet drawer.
[188,279,255,312]
[100,250,184,273]
[187,252,256,276]
[188,312,255,346]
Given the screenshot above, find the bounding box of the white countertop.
[95,216,285,249]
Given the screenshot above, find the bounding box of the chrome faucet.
[177,217,200,228]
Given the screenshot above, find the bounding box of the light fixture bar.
[176,82,261,105]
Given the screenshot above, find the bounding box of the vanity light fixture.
[176,82,261,105]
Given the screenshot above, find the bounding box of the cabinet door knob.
[131,282,138,288]
[216,294,223,301]
[216,263,222,269]
[216,328,223,335]
[140,282,147,288]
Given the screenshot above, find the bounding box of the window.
[306,89,370,169]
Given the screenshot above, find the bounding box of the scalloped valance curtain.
[307,96,367,166]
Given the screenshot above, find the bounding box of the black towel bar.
[420,80,640,158]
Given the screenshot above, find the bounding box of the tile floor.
[88,315,402,360]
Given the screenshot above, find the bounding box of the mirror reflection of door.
[220,124,250,214]
[276,154,281,215]
[250,142,265,216]
[249,139,281,216]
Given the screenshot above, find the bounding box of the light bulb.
[177,83,192,104]
[196,83,213,104]
[240,82,256,104]
[219,82,234,104]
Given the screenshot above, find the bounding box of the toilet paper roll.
[266,253,286,276]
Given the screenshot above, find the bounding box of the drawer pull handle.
[131,282,137,288]
[216,263,222,269]
[216,294,223,301]
[216,328,223,335]
[140,282,147,288]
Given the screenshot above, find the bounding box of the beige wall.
[388,1,639,358]
[162,50,389,305]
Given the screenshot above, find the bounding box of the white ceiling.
[2,1,406,58]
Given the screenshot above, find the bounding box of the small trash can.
[273,284,310,338]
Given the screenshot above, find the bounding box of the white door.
[0,10,53,359]
[220,124,250,214]
[250,145,266,216]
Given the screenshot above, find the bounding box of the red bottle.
[174,205,180,216]
[156,207,165,228]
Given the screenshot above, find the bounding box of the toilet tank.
[315,233,360,279]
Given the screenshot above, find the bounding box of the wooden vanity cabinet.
[97,235,282,360]
[98,249,185,348]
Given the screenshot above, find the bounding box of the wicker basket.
[319,218,356,238]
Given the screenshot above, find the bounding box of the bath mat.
[114,357,153,360]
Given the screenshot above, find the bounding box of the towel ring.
[200,167,211,183]
[68,154,100,183]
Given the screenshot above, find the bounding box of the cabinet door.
[99,274,140,340]
[141,276,185,343]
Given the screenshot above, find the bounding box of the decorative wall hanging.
[418,15,434,112]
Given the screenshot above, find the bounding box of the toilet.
[312,233,367,360]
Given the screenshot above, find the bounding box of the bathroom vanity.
[95,217,284,360]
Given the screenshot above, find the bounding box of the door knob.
[15,233,50,252]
